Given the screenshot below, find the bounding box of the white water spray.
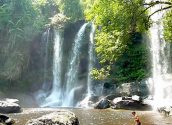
[147,0,172,109]
[87,23,96,97]
[43,28,50,84]
[62,23,88,106]
[41,30,63,107]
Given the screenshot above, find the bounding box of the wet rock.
[94,99,111,109]
[26,110,80,125]
[114,100,142,109]
[0,114,15,125]
[112,96,151,110]
[0,100,21,113]
[116,81,149,97]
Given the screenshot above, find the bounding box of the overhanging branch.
[139,1,172,17]
[144,1,172,6]
[148,5,172,19]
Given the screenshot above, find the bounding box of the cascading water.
[78,23,97,108]
[43,28,50,84]
[87,23,96,97]
[41,28,50,83]
[147,0,172,108]
[36,23,97,107]
[35,28,51,104]
[62,23,88,107]
[41,30,63,107]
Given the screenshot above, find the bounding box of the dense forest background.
[0,0,172,92]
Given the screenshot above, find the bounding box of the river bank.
[7,108,172,125]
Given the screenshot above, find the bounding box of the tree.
[85,0,148,80]
[162,0,172,42]
[58,0,84,21]
[86,0,172,81]
[0,0,57,81]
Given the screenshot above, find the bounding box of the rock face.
[0,100,21,113]
[116,81,149,97]
[26,110,79,125]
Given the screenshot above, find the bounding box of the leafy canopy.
[85,0,148,80]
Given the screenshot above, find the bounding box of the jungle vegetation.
[0,0,172,90]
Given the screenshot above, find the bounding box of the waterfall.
[78,23,97,108]
[87,23,96,97]
[62,23,88,106]
[43,28,50,85]
[147,0,172,108]
[41,30,63,107]
[34,28,51,105]
[36,23,97,107]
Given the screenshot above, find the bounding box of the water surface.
[9,108,172,125]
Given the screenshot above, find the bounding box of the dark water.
[8,108,172,125]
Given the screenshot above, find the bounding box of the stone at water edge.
[25,110,80,125]
[94,98,111,109]
[0,100,21,113]
[0,114,15,125]
[111,96,152,110]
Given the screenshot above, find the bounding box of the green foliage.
[0,0,59,83]
[0,0,84,89]
[111,41,151,83]
[164,9,172,42]
[50,13,69,28]
[1,50,29,80]
[58,0,84,21]
[84,0,149,81]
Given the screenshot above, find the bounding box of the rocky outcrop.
[111,95,152,110]
[0,99,21,113]
[116,81,149,97]
[26,110,79,125]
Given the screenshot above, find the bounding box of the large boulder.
[26,110,79,125]
[0,100,21,113]
[112,96,151,110]
[116,81,149,97]
[0,114,15,125]
[114,100,142,109]
[94,99,111,109]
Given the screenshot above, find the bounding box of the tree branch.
[139,1,171,17]
[148,5,172,20]
[144,1,172,6]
